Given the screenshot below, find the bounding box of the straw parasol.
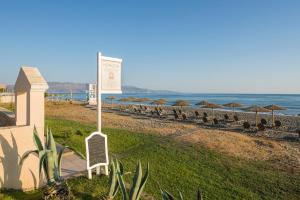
[201,103,223,118]
[243,105,271,127]
[151,98,167,106]
[139,98,151,102]
[223,102,242,114]
[195,100,210,106]
[172,100,190,108]
[264,104,286,127]
[118,98,130,102]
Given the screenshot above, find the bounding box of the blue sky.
[0,0,300,93]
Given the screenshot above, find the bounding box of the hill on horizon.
[34,82,179,94]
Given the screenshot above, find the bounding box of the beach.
[45,101,300,174]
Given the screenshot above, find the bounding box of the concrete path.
[57,144,87,179]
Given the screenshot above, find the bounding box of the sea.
[48,93,300,116]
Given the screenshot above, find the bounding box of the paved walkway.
[57,144,87,179]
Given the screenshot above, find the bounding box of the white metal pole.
[97,52,102,132]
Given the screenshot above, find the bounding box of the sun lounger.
[258,123,266,131]
[243,121,251,130]
[261,118,267,126]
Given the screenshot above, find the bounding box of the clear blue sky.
[1,0,300,93]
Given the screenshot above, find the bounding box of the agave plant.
[20,127,83,200]
[117,161,149,200]
[103,159,124,200]
[160,188,203,200]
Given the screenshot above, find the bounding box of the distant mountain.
[39,82,179,94]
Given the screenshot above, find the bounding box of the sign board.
[85,52,122,179]
[85,132,109,178]
[101,56,122,94]
[88,84,97,105]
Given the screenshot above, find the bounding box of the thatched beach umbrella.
[195,100,210,106]
[118,97,130,102]
[201,103,223,118]
[172,100,190,108]
[223,102,242,114]
[151,99,167,106]
[243,105,271,127]
[139,98,151,102]
[264,104,286,127]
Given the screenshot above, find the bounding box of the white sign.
[85,52,123,179]
[101,56,122,94]
[88,84,97,105]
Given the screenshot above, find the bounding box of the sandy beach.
[46,101,300,174]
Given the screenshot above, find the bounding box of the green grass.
[1,117,300,199]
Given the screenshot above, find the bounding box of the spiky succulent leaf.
[160,189,176,200]
[57,146,66,178]
[38,150,49,178]
[178,190,184,200]
[19,150,39,168]
[136,162,149,200]
[117,171,127,200]
[49,129,58,165]
[117,159,124,175]
[33,127,44,151]
[108,160,119,198]
[129,161,142,200]
[66,146,86,159]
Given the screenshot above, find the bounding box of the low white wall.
[0,125,43,190]
[0,94,15,104]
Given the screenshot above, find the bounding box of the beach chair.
[234,115,239,122]
[182,113,187,121]
[213,118,219,125]
[156,110,161,117]
[224,114,229,121]
[243,121,251,130]
[203,112,208,118]
[174,112,179,120]
[195,111,200,118]
[258,123,266,131]
[202,116,208,123]
[261,118,267,126]
[274,120,282,129]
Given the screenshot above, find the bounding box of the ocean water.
[49,93,300,116]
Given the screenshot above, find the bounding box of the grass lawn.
[1,117,300,199]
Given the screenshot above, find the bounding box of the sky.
[0,0,300,94]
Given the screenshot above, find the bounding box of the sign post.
[85,52,122,179]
